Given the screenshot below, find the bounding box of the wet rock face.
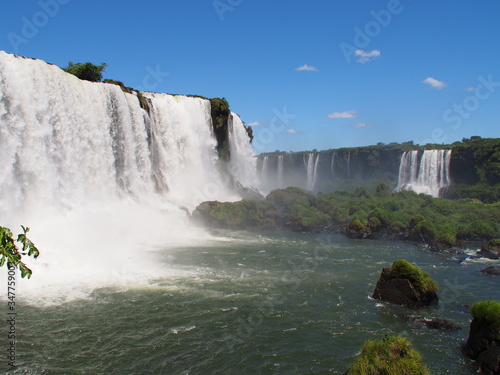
[463,319,500,375]
[372,268,438,309]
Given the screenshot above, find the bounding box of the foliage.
[63,61,107,82]
[209,98,231,160]
[195,185,500,243]
[209,98,230,129]
[347,336,431,375]
[0,226,40,278]
[470,300,500,329]
[391,259,438,294]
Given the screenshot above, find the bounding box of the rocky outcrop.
[477,248,500,260]
[481,266,500,276]
[463,318,500,375]
[405,316,461,330]
[372,260,438,309]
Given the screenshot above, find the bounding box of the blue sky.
[1,0,499,153]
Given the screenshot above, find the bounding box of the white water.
[397,149,452,197]
[304,153,320,191]
[330,152,335,178]
[0,51,254,304]
[277,155,284,187]
[227,112,259,189]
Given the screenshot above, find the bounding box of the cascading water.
[397,149,452,198]
[0,51,252,303]
[304,153,319,191]
[346,151,351,180]
[330,152,335,178]
[227,112,258,189]
[277,155,284,187]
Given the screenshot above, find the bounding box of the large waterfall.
[0,51,256,303]
[397,149,452,197]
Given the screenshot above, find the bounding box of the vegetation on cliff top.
[63,61,107,82]
[471,300,500,329]
[391,259,438,294]
[347,336,431,375]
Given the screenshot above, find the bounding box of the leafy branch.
[0,226,40,278]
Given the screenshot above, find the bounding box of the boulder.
[463,318,500,375]
[372,260,438,309]
[477,248,500,260]
[405,316,461,330]
[481,266,500,276]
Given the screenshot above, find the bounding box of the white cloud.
[466,86,476,92]
[287,128,298,134]
[422,77,447,90]
[328,110,357,119]
[354,49,381,63]
[341,123,374,128]
[248,121,261,126]
[296,64,319,72]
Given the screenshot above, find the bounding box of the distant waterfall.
[330,152,335,178]
[261,156,269,180]
[277,155,284,187]
[347,151,351,180]
[397,149,452,197]
[305,153,320,191]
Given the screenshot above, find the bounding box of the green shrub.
[347,336,431,375]
[63,61,107,82]
[368,216,382,230]
[288,204,329,230]
[471,300,500,328]
[349,219,366,232]
[413,220,437,240]
[392,259,438,294]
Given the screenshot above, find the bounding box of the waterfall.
[0,51,252,303]
[277,155,284,187]
[305,153,319,191]
[397,149,452,197]
[227,112,258,189]
[260,156,269,180]
[347,151,351,180]
[330,152,335,178]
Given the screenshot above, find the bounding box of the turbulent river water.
[5,230,499,374]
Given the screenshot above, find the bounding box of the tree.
[63,61,107,82]
[0,226,40,278]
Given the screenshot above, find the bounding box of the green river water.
[4,230,499,374]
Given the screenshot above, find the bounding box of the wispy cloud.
[328,110,357,119]
[422,77,447,90]
[296,64,319,72]
[248,121,261,126]
[287,128,298,134]
[354,49,381,63]
[465,86,476,92]
[341,123,374,128]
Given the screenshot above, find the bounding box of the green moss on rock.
[471,300,500,329]
[347,336,431,375]
[391,259,438,295]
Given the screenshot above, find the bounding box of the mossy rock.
[391,259,438,295]
[347,336,431,375]
[373,260,438,308]
[471,300,500,329]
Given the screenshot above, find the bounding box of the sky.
[1,0,499,153]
